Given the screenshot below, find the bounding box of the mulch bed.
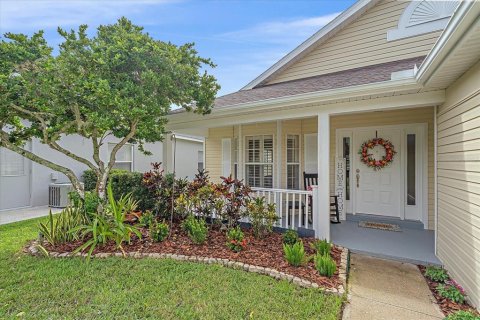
[45,224,342,289]
[418,265,479,317]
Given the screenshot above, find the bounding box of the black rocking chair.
[303,172,341,224]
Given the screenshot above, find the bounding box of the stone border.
[27,241,349,296]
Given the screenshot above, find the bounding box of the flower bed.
[418,265,479,317]
[33,225,348,293]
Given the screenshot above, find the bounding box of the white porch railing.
[251,187,317,234]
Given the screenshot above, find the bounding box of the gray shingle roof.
[214,56,425,108]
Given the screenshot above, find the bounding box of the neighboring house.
[167,0,480,307]
[0,134,203,211]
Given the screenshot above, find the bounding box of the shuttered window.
[287,135,300,189]
[0,148,25,176]
[245,135,273,188]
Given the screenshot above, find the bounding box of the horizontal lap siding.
[437,60,480,308]
[206,127,234,183]
[329,107,435,229]
[267,0,441,85]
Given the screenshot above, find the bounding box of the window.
[287,135,300,190]
[197,150,204,171]
[342,137,351,200]
[406,134,416,205]
[233,138,239,179]
[0,148,25,176]
[245,135,273,188]
[108,143,133,171]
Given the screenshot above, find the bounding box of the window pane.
[112,162,132,171]
[287,164,299,190]
[287,135,299,163]
[407,134,416,205]
[109,143,132,162]
[343,137,350,201]
[0,148,25,176]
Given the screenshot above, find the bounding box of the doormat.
[358,221,401,232]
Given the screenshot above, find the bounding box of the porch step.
[346,213,425,230]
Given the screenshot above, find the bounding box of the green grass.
[0,218,343,319]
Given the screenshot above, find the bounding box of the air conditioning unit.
[49,183,75,208]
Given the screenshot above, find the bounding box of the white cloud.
[0,0,178,33]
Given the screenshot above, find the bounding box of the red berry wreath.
[358,138,396,170]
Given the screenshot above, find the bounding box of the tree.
[0,18,219,200]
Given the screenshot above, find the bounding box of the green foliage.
[282,229,300,246]
[182,215,208,245]
[69,190,103,216]
[437,283,466,304]
[425,266,449,283]
[149,221,169,243]
[314,254,337,277]
[139,210,154,228]
[247,196,278,238]
[72,183,142,259]
[226,227,246,252]
[38,207,90,246]
[444,311,480,320]
[311,239,332,256]
[215,175,251,228]
[283,241,308,267]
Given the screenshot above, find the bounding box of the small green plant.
[437,281,466,304]
[311,239,332,256]
[226,226,247,252]
[247,197,278,238]
[314,254,337,277]
[425,266,449,283]
[282,229,299,246]
[283,241,308,267]
[139,210,154,228]
[149,221,169,242]
[444,310,480,320]
[182,215,208,244]
[39,207,89,246]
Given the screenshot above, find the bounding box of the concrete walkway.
[343,254,444,320]
[0,206,61,225]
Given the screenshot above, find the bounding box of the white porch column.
[316,113,330,241]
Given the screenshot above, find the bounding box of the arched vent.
[388,0,459,41]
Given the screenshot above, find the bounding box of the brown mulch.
[418,265,479,316]
[45,224,342,289]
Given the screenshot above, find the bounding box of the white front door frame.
[335,123,428,227]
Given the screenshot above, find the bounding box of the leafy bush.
[176,182,220,220]
[139,210,154,228]
[425,266,449,283]
[283,241,308,267]
[311,239,332,256]
[150,221,169,242]
[444,311,480,320]
[247,197,278,238]
[69,191,103,215]
[182,215,208,244]
[314,254,337,277]
[282,229,299,246]
[226,227,247,252]
[39,207,90,246]
[215,175,251,228]
[73,183,142,259]
[437,282,466,304]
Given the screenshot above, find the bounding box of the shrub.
[283,241,308,267]
[215,175,251,228]
[226,227,247,252]
[69,191,103,215]
[39,207,90,246]
[149,221,169,242]
[247,197,278,238]
[425,266,449,283]
[182,215,208,244]
[437,281,466,304]
[311,239,332,256]
[314,254,337,277]
[139,210,154,228]
[445,311,480,320]
[282,229,299,246]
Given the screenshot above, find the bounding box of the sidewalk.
[0,206,61,225]
[343,253,444,320]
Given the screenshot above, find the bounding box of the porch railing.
[250,187,316,233]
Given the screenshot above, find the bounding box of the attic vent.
[387,0,459,41]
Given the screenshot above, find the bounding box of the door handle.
[356,169,360,188]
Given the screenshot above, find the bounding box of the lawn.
[0,218,343,319]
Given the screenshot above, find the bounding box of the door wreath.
[359,137,396,170]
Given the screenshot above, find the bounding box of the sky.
[0,0,356,96]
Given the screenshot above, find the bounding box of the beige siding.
[205,127,234,183]
[437,60,480,308]
[267,0,441,85]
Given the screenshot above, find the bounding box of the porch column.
[316,113,330,241]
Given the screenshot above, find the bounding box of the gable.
[265,0,447,86]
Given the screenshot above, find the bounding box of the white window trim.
[286,134,301,190]
[244,135,275,188]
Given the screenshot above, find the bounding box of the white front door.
[0,147,31,211]
[353,128,402,218]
